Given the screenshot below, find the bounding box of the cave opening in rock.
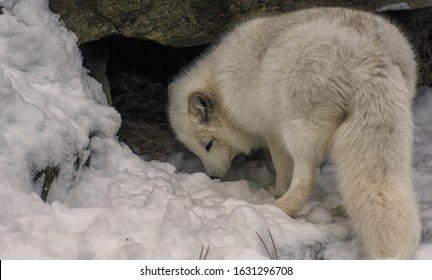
[80,36,208,160]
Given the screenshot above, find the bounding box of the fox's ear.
[189,92,215,123]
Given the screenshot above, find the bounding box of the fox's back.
[209,8,416,134]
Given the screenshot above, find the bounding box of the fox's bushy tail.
[332,76,421,259]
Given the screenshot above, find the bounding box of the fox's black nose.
[210,176,220,180]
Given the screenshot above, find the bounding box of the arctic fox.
[168,7,421,259]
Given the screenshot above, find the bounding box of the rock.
[49,0,432,47]
[33,166,60,202]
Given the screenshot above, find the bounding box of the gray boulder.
[49,0,432,47]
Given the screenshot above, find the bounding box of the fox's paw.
[266,185,285,198]
[274,199,298,218]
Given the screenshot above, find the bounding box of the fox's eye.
[205,140,213,151]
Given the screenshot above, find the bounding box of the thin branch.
[256,231,272,259]
[199,245,210,260]
[267,228,278,260]
[256,229,279,260]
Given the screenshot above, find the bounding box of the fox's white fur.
[168,7,421,259]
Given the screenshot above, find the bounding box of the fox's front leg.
[266,137,294,198]
[274,119,334,218]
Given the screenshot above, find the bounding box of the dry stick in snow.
[256,229,278,260]
[199,245,210,260]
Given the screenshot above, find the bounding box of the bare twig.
[256,229,279,260]
[267,229,278,260]
[199,245,210,260]
[256,231,272,259]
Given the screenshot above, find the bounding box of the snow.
[304,205,334,224]
[0,0,431,260]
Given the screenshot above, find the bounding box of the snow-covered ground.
[0,0,431,260]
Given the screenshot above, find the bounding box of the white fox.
[168,7,421,259]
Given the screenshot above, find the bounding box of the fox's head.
[168,87,237,178]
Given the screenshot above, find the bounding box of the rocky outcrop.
[49,0,432,47]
